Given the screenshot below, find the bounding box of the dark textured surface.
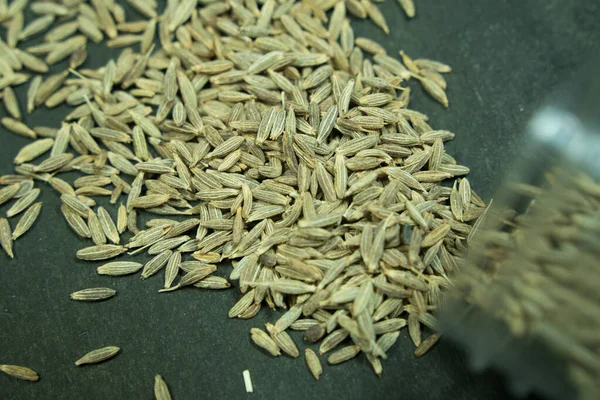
[1,1,599,399]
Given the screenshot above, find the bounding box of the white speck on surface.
[243,370,253,393]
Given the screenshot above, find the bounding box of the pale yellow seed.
[75,346,120,366]
[0,365,39,381]
[305,348,323,380]
[154,375,173,400]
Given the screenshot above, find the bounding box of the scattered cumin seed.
[0,364,39,382]
[75,346,120,366]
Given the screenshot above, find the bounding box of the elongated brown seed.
[97,206,120,244]
[266,322,299,358]
[305,348,323,380]
[12,202,42,240]
[2,117,37,139]
[7,188,40,218]
[0,218,14,258]
[414,333,441,357]
[327,345,361,365]
[62,206,91,238]
[0,183,22,206]
[0,364,39,381]
[70,288,116,301]
[250,327,281,356]
[75,346,120,366]
[76,245,126,261]
[154,375,173,400]
[97,261,143,276]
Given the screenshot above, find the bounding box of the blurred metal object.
[439,59,600,400]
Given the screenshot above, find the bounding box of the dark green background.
[1,1,599,399]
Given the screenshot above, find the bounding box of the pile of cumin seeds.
[1,0,481,385]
